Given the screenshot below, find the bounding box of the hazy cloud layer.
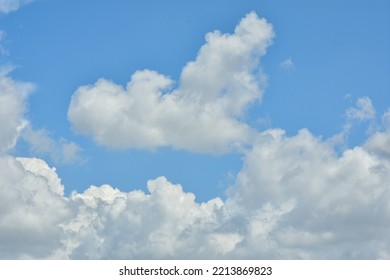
[68,12,274,153]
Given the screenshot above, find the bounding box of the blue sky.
[1,0,390,259]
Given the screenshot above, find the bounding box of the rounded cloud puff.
[68,12,274,154]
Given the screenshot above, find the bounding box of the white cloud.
[68,12,274,153]
[22,126,84,165]
[329,96,377,147]
[346,96,376,122]
[1,120,390,258]
[230,127,390,258]
[0,0,33,13]
[0,68,82,164]
[16,157,65,196]
[0,156,71,259]
[2,116,390,259]
[0,68,34,154]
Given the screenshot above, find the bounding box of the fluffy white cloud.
[231,126,390,258]
[0,69,33,154]
[1,120,390,259]
[0,156,71,259]
[3,112,390,259]
[68,12,274,153]
[0,0,33,13]
[16,157,65,196]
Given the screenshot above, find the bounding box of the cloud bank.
[1,12,390,259]
[68,12,274,153]
[2,120,390,259]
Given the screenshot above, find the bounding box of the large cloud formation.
[2,123,390,259]
[68,12,274,153]
[1,12,390,259]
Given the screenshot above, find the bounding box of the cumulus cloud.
[0,0,33,13]
[2,122,390,259]
[0,156,71,259]
[231,127,390,258]
[68,12,274,153]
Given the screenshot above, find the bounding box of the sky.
[0,0,389,259]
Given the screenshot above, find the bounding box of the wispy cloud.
[0,0,33,14]
[346,96,376,122]
[21,126,85,165]
[280,57,295,70]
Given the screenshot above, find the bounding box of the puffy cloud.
[16,157,65,196]
[59,177,230,259]
[0,68,33,154]
[0,156,71,259]
[68,12,274,153]
[0,0,33,13]
[231,127,390,258]
[2,121,390,259]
